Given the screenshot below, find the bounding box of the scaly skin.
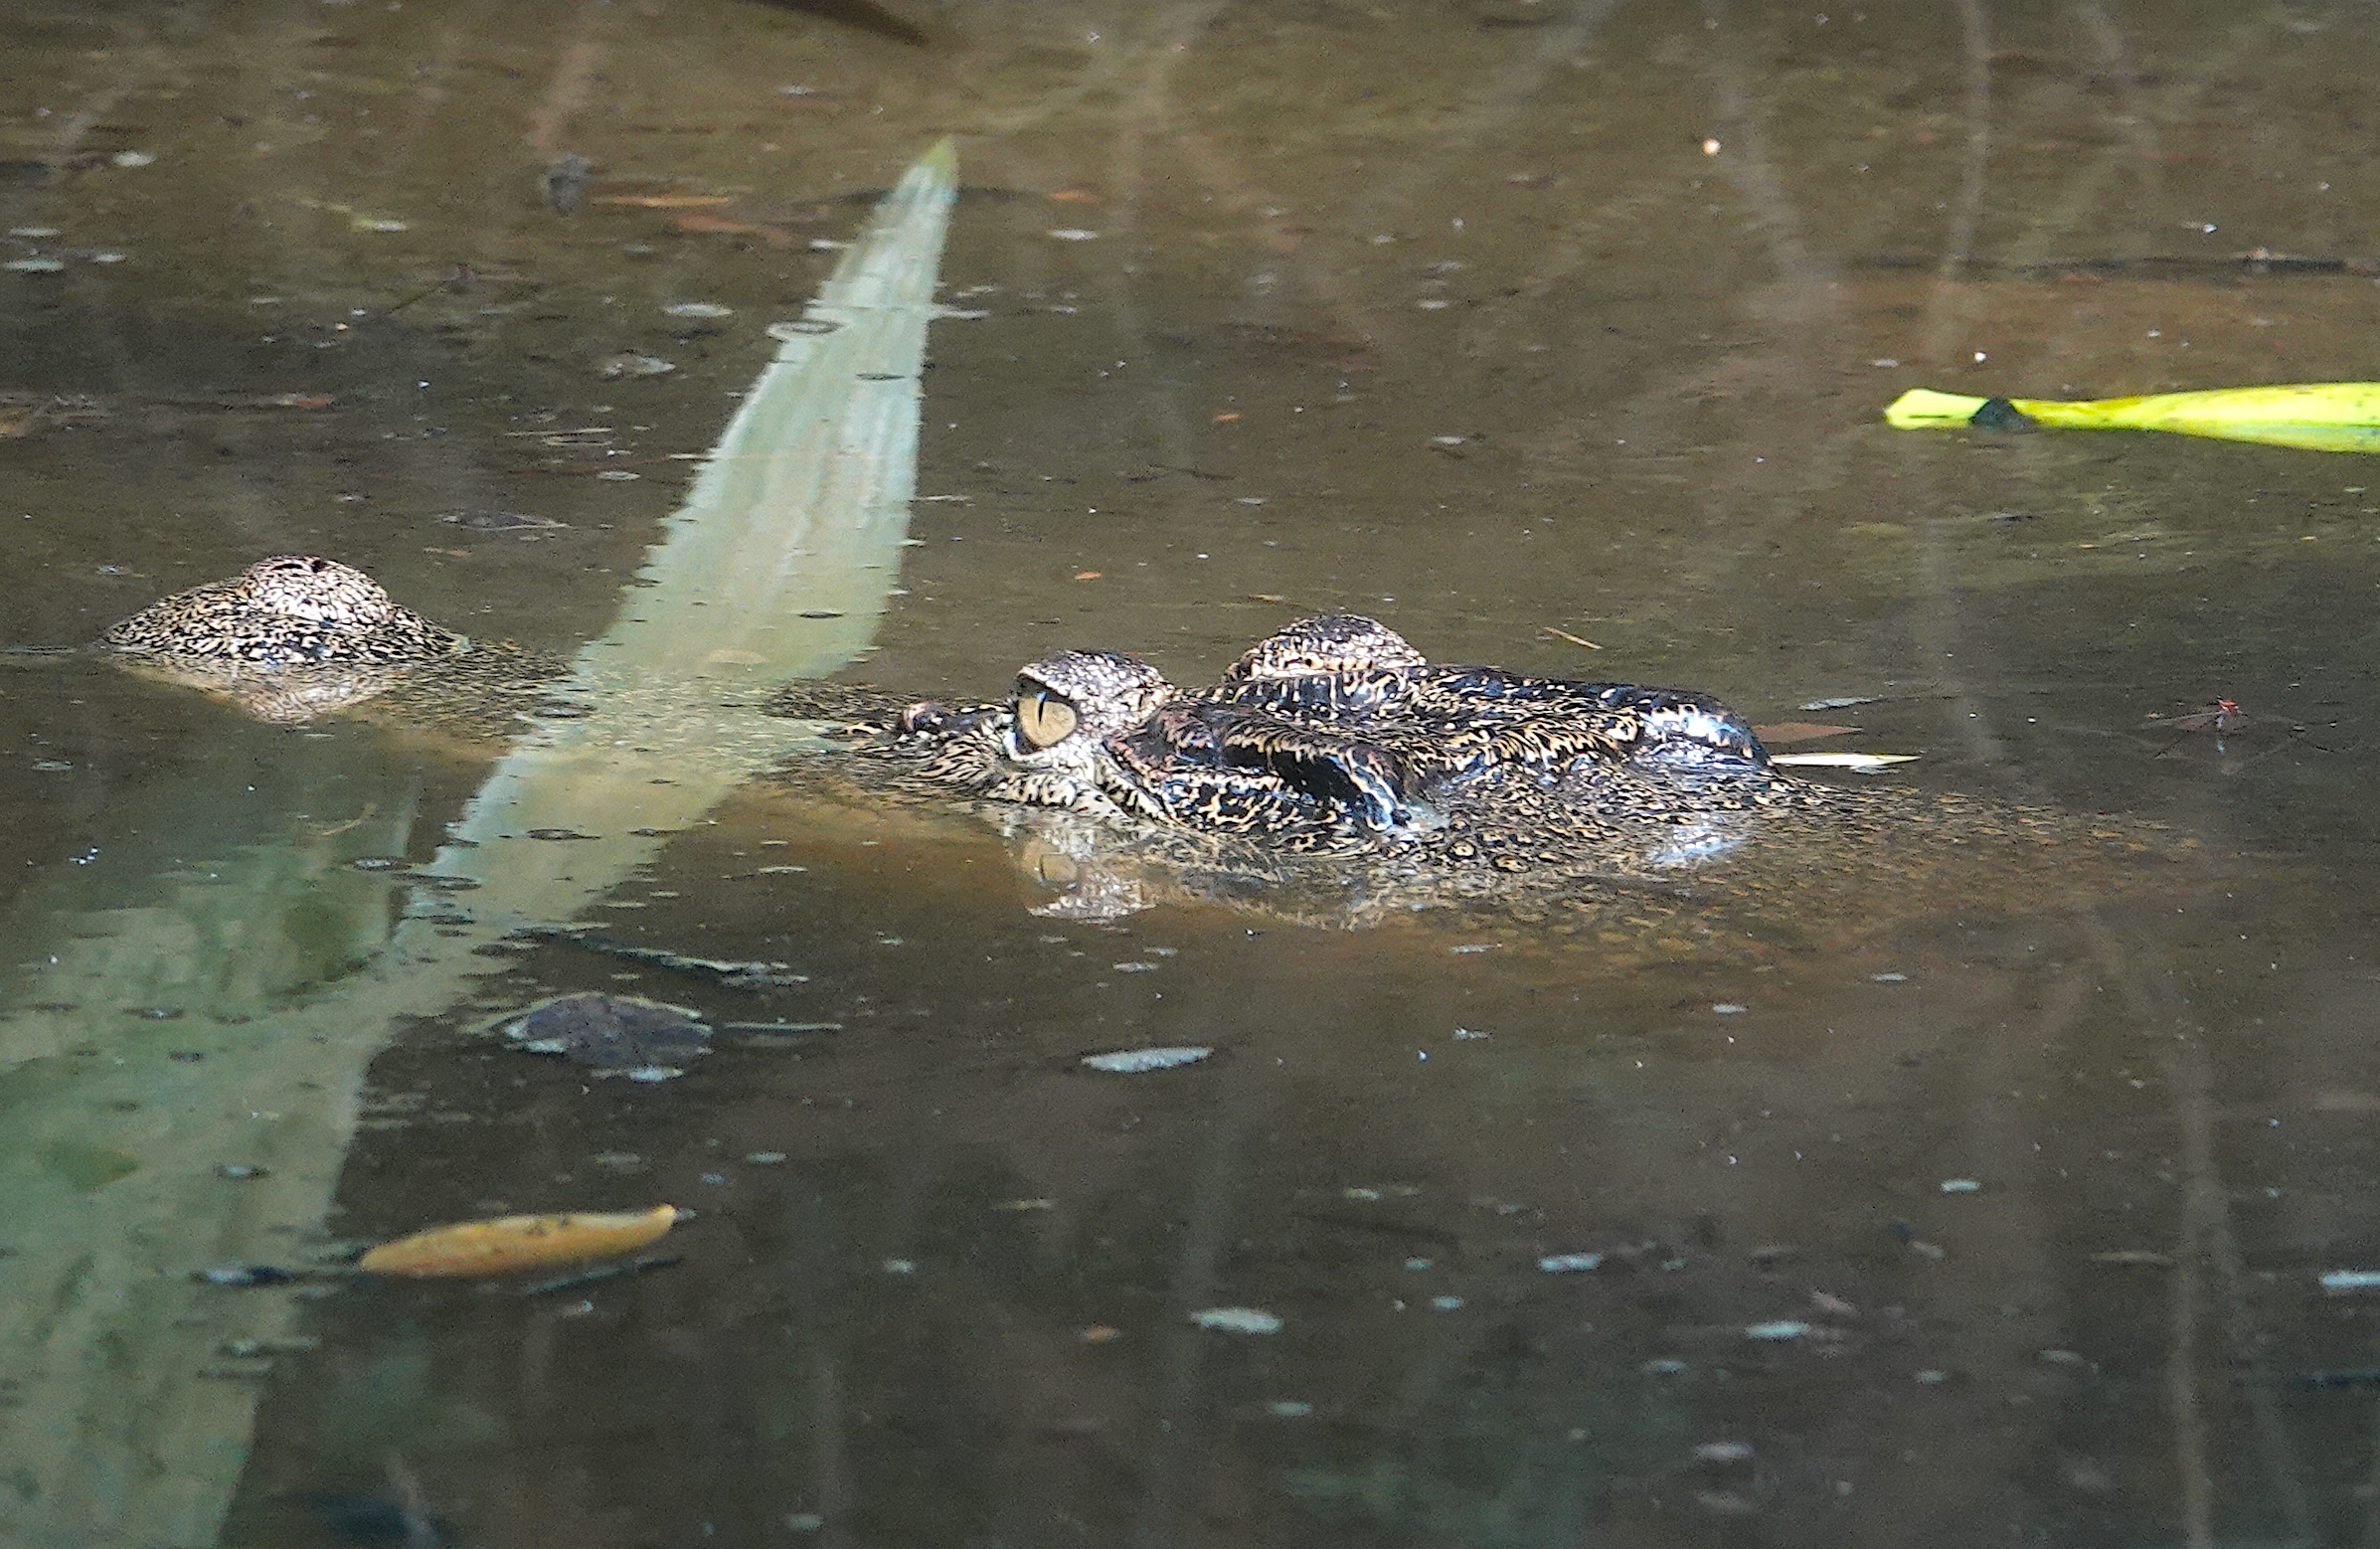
[102,555,466,665]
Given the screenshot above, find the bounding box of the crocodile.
[96,557,2202,946]
[764,621,2199,943]
[798,614,1785,850]
[99,554,566,734]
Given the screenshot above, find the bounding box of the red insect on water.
[2147,697,2337,761]
[2164,698,2248,734]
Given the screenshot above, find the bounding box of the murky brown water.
[9,2,2380,1545]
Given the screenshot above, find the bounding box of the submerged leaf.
[497,992,711,1079]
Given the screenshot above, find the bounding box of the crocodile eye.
[1014,683,1081,750]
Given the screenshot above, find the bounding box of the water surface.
[6,3,2380,1545]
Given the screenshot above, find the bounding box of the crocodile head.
[1221,612,1426,683]
[102,554,466,666]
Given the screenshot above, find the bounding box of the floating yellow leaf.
[1886,383,2380,453]
[358,1204,680,1278]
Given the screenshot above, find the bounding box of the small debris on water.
[194,1264,299,1288]
[1267,1401,1314,1417]
[1940,1178,1982,1193]
[1189,1306,1282,1334]
[3,258,66,273]
[217,1163,268,1180]
[442,509,567,534]
[882,1258,918,1275]
[1110,960,1159,972]
[1641,1358,1687,1375]
[1712,1003,1747,1015]
[218,1336,319,1358]
[2089,1249,2173,1266]
[597,352,675,378]
[1872,971,1908,982]
[1770,752,1919,771]
[522,927,809,987]
[1082,1046,1213,1073]
[2321,1269,2380,1292]
[1695,1442,1755,1463]
[1915,1368,1949,1384]
[745,1151,788,1165]
[1046,228,1101,241]
[663,301,735,318]
[110,150,157,168]
[1751,720,1858,744]
[1798,695,1881,711]
[8,226,60,237]
[1538,1253,1604,1274]
[1431,1295,1464,1310]
[1745,1320,1811,1341]
[1451,1027,1488,1040]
